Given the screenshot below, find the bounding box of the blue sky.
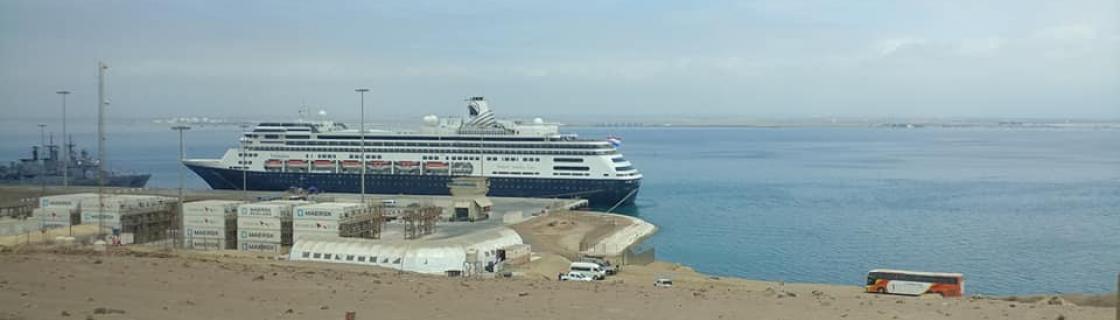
[1,0,1116,120]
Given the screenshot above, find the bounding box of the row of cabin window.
[499,157,540,162]
[280,140,610,150]
[492,171,541,176]
[248,146,618,156]
[553,172,591,177]
[347,154,384,159]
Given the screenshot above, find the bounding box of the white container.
[237,203,294,220]
[238,228,282,242]
[81,211,121,226]
[184,227,225,239]
[293,230,339,240]
[240,241,282,253]
[39,193,99,209]
[237,217,283,230]
[292,220,339,232]
[41,221,71,230]
[186,238,228,250]
[183,200,244,218]
[183,216,229,228]
[293,203,364,221]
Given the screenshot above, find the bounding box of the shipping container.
[238,228,283,242]
[81,211,121,226]
[237,202,296,220]
[184,226,225,239]
[183,200,244,218]
[38,193,99,210]
[41,220,71,230]
[183,216,230,228]
[186,238,228,250]
[237,216,283,230]
[293,203,365,221]
[240,241,283,253]
[293,230,340,241]
[292,220,339,232]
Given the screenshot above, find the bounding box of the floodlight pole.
[97,62,107,240]
[172,125,191,242]
[240,123,249,201]
[355,88,370,205]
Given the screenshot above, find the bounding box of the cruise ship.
[184,97,641,207]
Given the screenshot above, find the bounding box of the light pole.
[239,123,249,201]
[355,88,370,204]
[97,62,107,240]
[56,90,70,188]
[172,125,190,241]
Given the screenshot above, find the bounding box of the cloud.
[1036,24,1099,41]
[876,37,928,57]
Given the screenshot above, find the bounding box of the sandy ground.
[2,191,1115,319]
[509,210,637,259]
[0,248,1113,320]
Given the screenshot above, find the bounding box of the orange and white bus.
[865,269,964,297]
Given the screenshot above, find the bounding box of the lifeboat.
[368,160,392,169]
[424,161,449,175]
[286,159,307,167]
[394,161,420,174]
[424,161,449,170]
[312,160,334,169]
[341,160,362,168]
[265,159,283,168]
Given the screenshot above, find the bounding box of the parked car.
[560,272,596,282]
[580,256,619,275]
[654,278,673,288]
[569,262,607,280]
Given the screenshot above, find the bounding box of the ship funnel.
[465,97,497,128]
[467,96,489,117]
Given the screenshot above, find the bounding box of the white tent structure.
[289,228,523,274]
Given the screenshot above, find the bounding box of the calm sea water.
[2,121,1117,295]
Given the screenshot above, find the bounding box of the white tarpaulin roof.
[290,228,523,274]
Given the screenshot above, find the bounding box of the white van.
[569,262,606,280]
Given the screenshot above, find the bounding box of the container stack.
[236,200,309,253]
[79,195,177,232]
[182,200,244,250]
[293,202,365,241]
[35,193,95,229]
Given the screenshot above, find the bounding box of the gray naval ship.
[0,141,150,188]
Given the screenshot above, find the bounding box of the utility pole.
[56,90,71,188]
[355,88,370,205]
[97,62,107,240]
[240,123,250,201]
[172,125,191,244]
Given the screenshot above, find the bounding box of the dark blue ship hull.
[185,164,639,208]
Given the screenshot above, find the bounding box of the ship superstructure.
[0,141,150,188]
[184,97,641,207]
